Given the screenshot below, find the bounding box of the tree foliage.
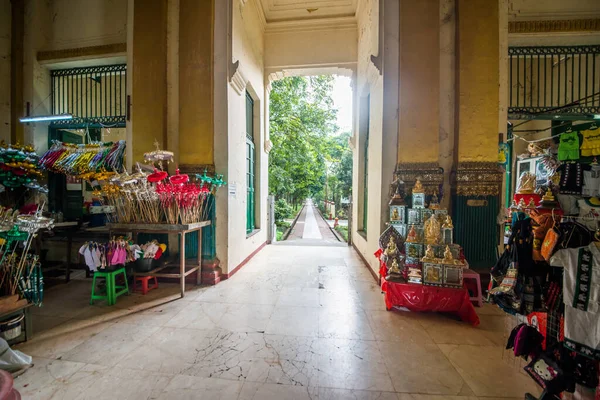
[269,75,352,211]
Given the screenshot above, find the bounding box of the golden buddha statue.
[527,198,537,208]
[406,225,419,243]
[413,179,425,194]
[442,215,453,229]
[442,245,454,264]
[429,193,440,210]
[422,244,436,262]
[384,236,398,258]
[391,208,400,221]
[389,258,401,274]
[542,189,555,202]
[424,213,441,244]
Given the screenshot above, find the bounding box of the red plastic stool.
[134,276,158,295]
[463,269,483,307]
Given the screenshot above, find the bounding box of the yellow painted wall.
[457,0,499,162]
[132,0,167,164]
[179,0,214,166]
[397,0,440,163]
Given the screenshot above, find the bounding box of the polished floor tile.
[14,244,540,399]
[381,341,466,395]
[438,344,541,398]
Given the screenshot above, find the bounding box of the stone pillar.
[131,0,168,164]
[396,0,443,196]
[178,0,214,173]
[166,0,179,171]
[455,0,502,196]
[454,0,503,269]
[380,0,399,230]
[439,0,455,210]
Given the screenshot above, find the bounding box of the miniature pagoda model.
[384,178,466,287]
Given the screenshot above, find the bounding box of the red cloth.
[381,281,480,326]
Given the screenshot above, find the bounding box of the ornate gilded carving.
[179,164,216,175]
[37,43,126,62]
[455,162,503,197]
[509,19,600,34]
[395,162,443,195]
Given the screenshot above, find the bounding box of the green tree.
[268,76,339,208]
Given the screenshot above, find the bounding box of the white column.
[213,0,231,271]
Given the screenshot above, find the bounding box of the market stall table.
[107,221,210,298]
[381,280,480,326]
[35,221,79,282]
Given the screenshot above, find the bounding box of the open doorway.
[268,75,353,245]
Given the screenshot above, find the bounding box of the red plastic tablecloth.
[381,280,480,326]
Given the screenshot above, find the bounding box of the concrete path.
[282,200,344,247]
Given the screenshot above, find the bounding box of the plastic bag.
[0,337,32,372]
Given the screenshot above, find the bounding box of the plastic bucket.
[0,314,24,341]
[135,258,157,272]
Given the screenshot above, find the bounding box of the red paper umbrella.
[148,168,168,183]
[169,168,189,185]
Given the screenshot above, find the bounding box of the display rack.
[106,221,210,298]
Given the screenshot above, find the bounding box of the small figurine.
[429,193,440,210]
[538,188,559,209]
[424,213,441,244]
[422,244,436,262]
[518,198,527,209]
[389,178,406,205]
[388,258,401,275]
[516,172,536,194]
[384,236,398,258]
[442,215,453,229]
[413,179,425,194]
[510,199,518,211]
[527,198,537,209]
[391,208,400,221]
[406,225,419,243]
[442,245,454,264]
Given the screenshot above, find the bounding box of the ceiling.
[258,0,359,23]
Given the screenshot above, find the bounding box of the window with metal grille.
[508,46,600,119]
[246,91,256,234]
[50,64,127,125]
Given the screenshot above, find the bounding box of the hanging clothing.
[582,164,600,197]
[580,129,600,157]
[577,199,600,231]
[558,132,580,161]
[550,243,600,314]
[563,306,600,360]
[557,163,590,195]
[550,243,600,360]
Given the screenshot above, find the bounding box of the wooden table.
[35,221,80,282]
[107,222,211,298]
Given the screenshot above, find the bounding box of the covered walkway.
[14,243,537,399]
[283,200,345,247]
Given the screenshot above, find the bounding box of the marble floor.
[13,244,540,399]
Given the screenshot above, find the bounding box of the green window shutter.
[362,95,370,233]
[246,92,255,234]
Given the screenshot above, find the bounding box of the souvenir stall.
[0,143,52,344]
[38,140,225,300]
[491,122,600,399]
[375,178,480,326]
